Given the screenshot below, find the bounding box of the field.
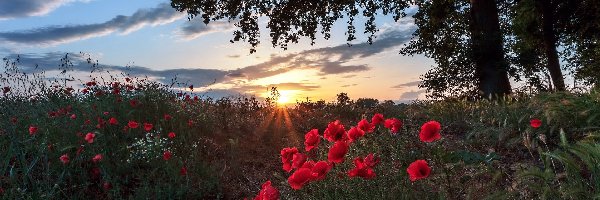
[1,70,600,199]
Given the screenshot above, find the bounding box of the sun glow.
[263,90,299,105]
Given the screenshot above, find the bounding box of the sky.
[0,0,435,104]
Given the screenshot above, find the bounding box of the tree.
[511,0,566,91]
[170,0,557,99]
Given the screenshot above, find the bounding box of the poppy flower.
[128,121,139,129]
[348,154,379,179]
[384,118,403,134]
[372,113,384,126]
[81,88,89,94]
[168,132,176,139]
[60,154,70,164]
[143,123,153,132]
[291,153,307,170]
[92,154,103,163]
[109,117,118,125]
[163,151,172,160]
[125,77,131,82]
[29,126,38,135]
[129,99,139,107]
[323,120,347,142]
[280,147,298,172]
[347,126,365,143]
[407,160,431,181]
[530,118,542,128]
[310,161,332,181]
[304,129,320,152]
[363,153,380,168]
[419,121,442,142]
[70,114,77,120]
[187,120,193,127]
[287,168,312,190]
[254,180,280,200]
[2,86,9,94]
[357,119,375,133]
[164,114,172,121]
[327,141,349,164]
[180,166,188,176]
[103,182,112,190]
[85,133,95,143]
[348,159,376,179]
[90,167,101,179]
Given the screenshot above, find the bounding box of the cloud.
[399,90,426,99]
[341,84,358,88]
[0,0,90,20]
[223,22,416,80]
[236,82,320,92]
[0,3,184,45]
[391,80,421,89]
[177,20,235,40]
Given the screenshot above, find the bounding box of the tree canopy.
[170,0,600,99]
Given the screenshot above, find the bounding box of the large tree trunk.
[469,0,512,99]
[537,0,566,91]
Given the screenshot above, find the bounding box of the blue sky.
[0,0,434,103]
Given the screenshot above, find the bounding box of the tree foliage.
[171,0,411,53]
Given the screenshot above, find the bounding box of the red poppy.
[357,119,375,133]
[90,167,101,179]
[2,86,10,94]
[347,154,379,179]
[60,154,70,164]
[129,99,139,107]
[85,81,96,87]
[310,161,332,181]
[81,88,89,94]
[280,147,298,172]
[180,166,188,176]
[384,118,403,134]
[530,118,542,128]
[70,114,77,120]
[287,168,312,190]
[103,182,112,190]
[163,151,172,160]
[143,123,153,132]
[168,132,176,139]
[348,159,376,179]
[304,129,320,152]
[125,77,131,82]
[327,141,349,164]
[407,160,431,181]
[92,154,103,163]
[29,126,38,135]
[347,126,365,143]
[371,113,384,126]
[85,133,95,143]
[253,180,279,200]
[363,153,380,168]
[323,120,347,142]
[291,153,307,170]
[419,121,441,142]
[128,121,139,129]
[164,114,172,121]
[187,120,193,127]
[109,117,118,125]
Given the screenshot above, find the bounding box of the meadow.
[1,62,600,199]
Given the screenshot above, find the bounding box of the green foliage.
[518,136,600,199]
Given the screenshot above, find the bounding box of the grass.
[1,60,600,199]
